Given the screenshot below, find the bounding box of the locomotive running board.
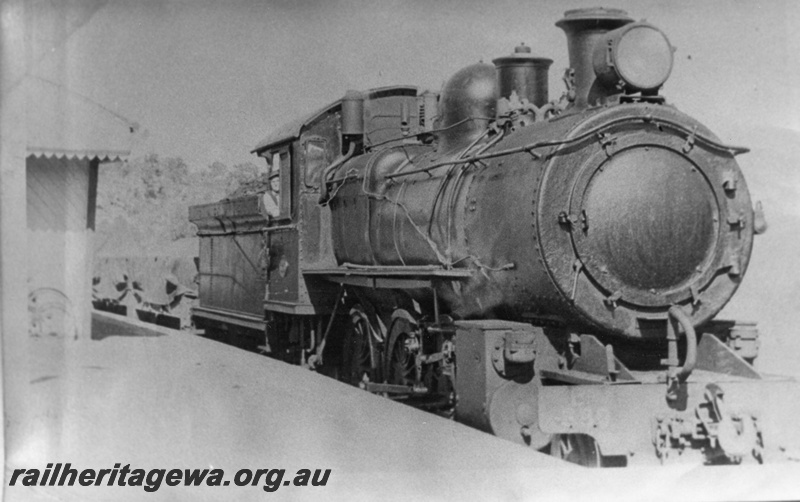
[539,368,640,386]
[363,382,428,395]
[304,265,473,289]
[536,334,640,385]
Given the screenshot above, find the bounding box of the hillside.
[95,155,261,254]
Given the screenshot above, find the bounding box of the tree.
[95,155,262,254]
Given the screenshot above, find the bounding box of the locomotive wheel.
[384,311,455,415]
[385,316,418,387]
[550,433,602,467]
[342,306,380,387]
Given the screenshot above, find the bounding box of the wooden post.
[85,157,99,338]
[0,0,29,470]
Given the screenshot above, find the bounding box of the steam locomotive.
[189,8,798,466]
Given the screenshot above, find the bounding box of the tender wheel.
[342,306,379,387]
[550,433,602,467]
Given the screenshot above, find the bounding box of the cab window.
[303,138,327,189]
[261,146,291,220]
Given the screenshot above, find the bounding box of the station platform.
[6,311,800,501]
[7,311,569,501]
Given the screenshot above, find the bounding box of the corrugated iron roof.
[26,148,130,162]
[26,77,134,162]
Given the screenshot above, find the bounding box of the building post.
[0,0,29,478]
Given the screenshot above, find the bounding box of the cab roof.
[251,85,417,155]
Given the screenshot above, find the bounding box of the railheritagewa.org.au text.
[9,463,331,493]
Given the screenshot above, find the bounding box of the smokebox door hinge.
[597,132,617,156]
[682,126,697,153]
[722,171,737,192]
[557,210,587,232]
[604,290,623,309]
[727,212,745,229]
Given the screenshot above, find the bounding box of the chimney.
[555,8,632,108]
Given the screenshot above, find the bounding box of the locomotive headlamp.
[593,22,674,92]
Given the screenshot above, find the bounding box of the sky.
[29,0,800,170]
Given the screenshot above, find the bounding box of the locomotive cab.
[191,86,433,357]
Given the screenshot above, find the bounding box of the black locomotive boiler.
[189,8,798,466]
